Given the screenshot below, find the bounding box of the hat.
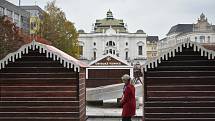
[121,74,131,81]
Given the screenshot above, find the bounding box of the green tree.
[39,0,79,58]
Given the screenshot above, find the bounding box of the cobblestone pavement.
[86,98,143,121]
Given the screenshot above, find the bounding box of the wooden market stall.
[86,54,133,88]
[0,40,87,121]
[143,40,215,121]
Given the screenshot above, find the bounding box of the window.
[105,41,116,55]
[109,41,112,46]
[79,46,83,56]
[208,36,211,43]
[125,51,128,60]
[109,49,112,54]
[14,13,19,25]
[93,51,96,60]
[0,7,4,16]
[6,10,13,18]
[106,41,115,46]
[138,46,143,55]
[21,16,30,33]
[200,36,205,43]
[31,22,36,29]
[14,13,19,20]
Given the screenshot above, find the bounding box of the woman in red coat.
[120,74,136,121]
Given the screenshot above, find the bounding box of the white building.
[158,13,215,54]
[79,10,147,64]
[78,10,148,65]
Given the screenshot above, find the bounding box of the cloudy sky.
[7,0,215,39]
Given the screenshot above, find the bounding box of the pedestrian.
[120,74,136,121]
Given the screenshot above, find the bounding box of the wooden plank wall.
[0,49,86,121]
[144,44,215,121]
[87,69,129,88]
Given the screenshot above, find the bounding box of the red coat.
[121,83,136,117]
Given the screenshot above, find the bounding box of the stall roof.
[0,40,87,72]
[145,40,215,71]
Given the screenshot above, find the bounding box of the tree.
[0,16,25,59]
[39,0,79,58]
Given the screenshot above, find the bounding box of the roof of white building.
[167,13,215,35]
[167,24,193,35]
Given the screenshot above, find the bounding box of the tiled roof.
[167,24,193,35]
[146,36,159,42]
[159,37,167,42]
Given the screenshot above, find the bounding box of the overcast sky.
[7,0,215,39]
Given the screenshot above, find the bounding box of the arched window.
[200,36,205,43]
[78,41,85,56]
[105,41,117,55]
[106,41,116,46]
[109,49,112,54]
[137,41,144,56]
[125,51,128,60]
[79,46,83,56]
[93,51,96,60]
[208,36,211,43]
[138,46,143,55]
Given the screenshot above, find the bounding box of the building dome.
[106,9,113,19]
[200,13,205,20]
[93,10,127,33]
[136,29,145,33]
[78,29,85,33]
[106,26,116,35]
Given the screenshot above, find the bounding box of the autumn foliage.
[0,16,51,59]
[38,1,79,58]
[0,16,26,59]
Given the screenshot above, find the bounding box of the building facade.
[158,13,215,55]
[78,10,148,65]
[0,0,30,34]
[20,6,44,35]
[146,36,159,60]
